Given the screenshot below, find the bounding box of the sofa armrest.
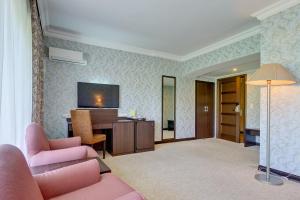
[115,191,145,200]
[49,137,81,150]
[29,146,88,167]
[34,160,100,200]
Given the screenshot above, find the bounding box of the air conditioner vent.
[49,47,87,65]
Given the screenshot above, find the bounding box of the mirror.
[162,76,176,141]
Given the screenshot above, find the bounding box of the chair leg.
[102,141,106,159]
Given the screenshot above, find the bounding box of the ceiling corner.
[251,0,300,21]
[181,26,261,62]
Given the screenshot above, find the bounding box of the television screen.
[77,82,119,108]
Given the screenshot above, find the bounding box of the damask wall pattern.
[183,34,261,74]
[245,71,260,129]
[260,4,300,176]
[44,32,261,141]
[43,37,195,141]
[31,0,44,125]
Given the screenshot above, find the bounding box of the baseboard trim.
[258,165,300,182]
[175,137,196,142]
[155,137,196,144]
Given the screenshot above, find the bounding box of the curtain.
[0,0,32,152]
[31,0,44,125]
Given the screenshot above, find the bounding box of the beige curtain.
[31,0,44,125]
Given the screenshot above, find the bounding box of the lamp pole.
[266,80,271,182]
[255,80,283,185]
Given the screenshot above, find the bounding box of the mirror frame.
[161,75,176,141]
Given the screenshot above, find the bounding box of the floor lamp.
[247,63,296,186]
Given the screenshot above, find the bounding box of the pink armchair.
[26,123,99,167]
[0,144,144,200]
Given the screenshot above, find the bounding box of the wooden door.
[218,75,246,142]
[195,81,214,139]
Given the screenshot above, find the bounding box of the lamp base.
[255,173,284,186]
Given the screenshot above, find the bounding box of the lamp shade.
[247,64,296,86]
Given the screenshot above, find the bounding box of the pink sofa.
[0,144,144,200]
[26,123,99,167]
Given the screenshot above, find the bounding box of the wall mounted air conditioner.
[49,47,87,65]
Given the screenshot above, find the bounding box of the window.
[0,0,32,152]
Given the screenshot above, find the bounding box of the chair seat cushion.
[92,134,106,143]
[49,174,135,200]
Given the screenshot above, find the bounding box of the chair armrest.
[49,137,81,150]
[34,160,100,200]
[115,192,145,200]
[29,146,88,167]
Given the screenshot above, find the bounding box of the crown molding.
[181,26,261,61]
[251,0,300,21]
[44,28,182,61]
[44,25,260,62]
[38,0,261,62]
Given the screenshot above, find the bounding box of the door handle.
[203,106,208,112]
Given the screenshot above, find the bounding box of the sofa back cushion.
[26,123,50,157]
[0,144,44,200]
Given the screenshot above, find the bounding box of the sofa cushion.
[29,146,88,167]
[35,160,100,200]
[86,146,99,158]
[49,174,135,200]
[26,123,50,157]
[115,191,144,200]
[0,144,44,200]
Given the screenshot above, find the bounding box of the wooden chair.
[70,110,106,159]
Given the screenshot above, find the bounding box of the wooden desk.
[30,157,111,175]
[67,109,154,156]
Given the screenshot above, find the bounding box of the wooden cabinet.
[112,121,135,156]
[135,121,155,152]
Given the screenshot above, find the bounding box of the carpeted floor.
[104,139,300,200]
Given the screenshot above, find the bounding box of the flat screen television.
[77,82,119,108]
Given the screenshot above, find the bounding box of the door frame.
[216,74,247,142]
[195,80,215,139]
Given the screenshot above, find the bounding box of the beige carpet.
[103,139,300,200]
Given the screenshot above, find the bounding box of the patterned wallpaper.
[183,35,261,74]
[43,32,260,142]
[31,0,44,125]
[246,71,260,129]
[260,4,300,176]
[44,37,195,141]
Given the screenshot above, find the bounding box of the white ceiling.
[39,0,282,59]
